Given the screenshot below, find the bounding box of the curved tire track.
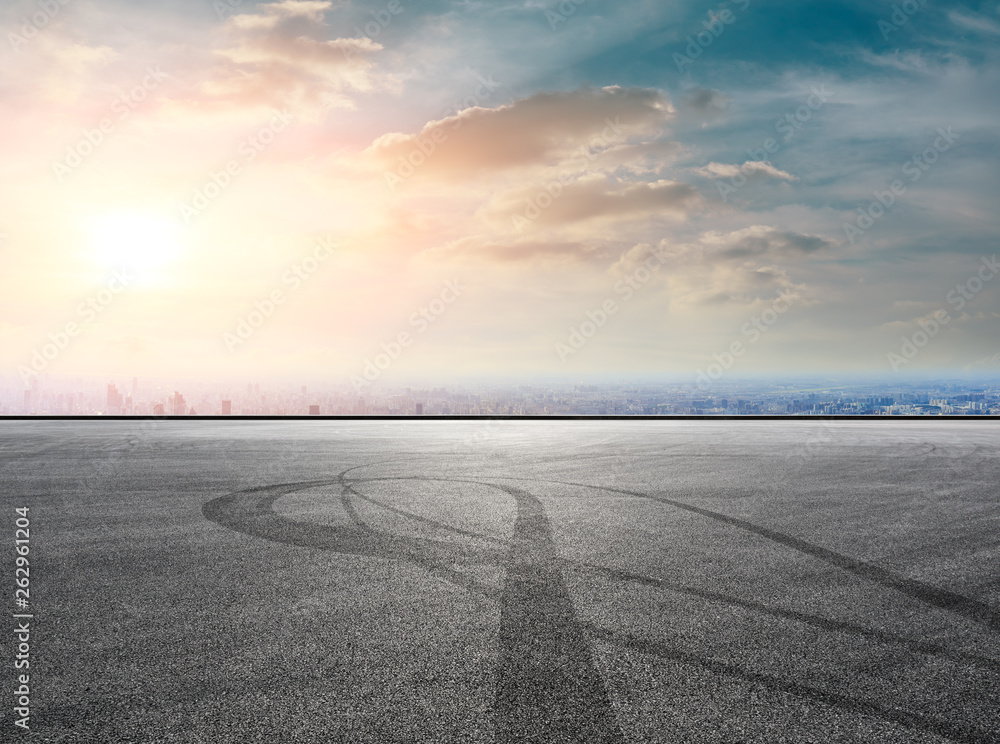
[225,471,1000,674]
[585,625,999,744]
[510,477,1000,634]
[204,467,998,744]
[202,478,497,593]
[578,562,1000,674]
[203,471,627,743]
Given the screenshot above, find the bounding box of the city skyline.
[7,373,1000,417]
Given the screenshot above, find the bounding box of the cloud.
[367,86,674,179]
[486,176,699,232]
[948,10,1000,35]
[0,34,117,104]
[50,42,117,67]
[193,0,382,117]
[215,35,377,78]
[681,87,729,113]
[423,237,593,264]
[857,49,961,75]
[604,227,825,311]
[230,0,333,29]
[608,241,684,275]
[692,264,807,307]
[581,140,685,178]
[964,351,1000,370]
[693,161,797,181]
[700,225,833,259]
[678,87,730,124]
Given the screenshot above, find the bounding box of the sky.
[1,0,999,388]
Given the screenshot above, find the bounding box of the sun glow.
[87,212,185,275]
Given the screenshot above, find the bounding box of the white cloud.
[192,0,382,118]
[693,161,797,181]
[948,10,1000,35]
[368,86,675,179]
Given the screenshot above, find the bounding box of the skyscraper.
[169,391,187,416]
[107,383,124,414]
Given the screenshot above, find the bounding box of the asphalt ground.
[1,420,998,743]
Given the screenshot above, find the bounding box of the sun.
[87,211,184,274]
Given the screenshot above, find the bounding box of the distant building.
[153,403,165,415]
[169,391,187,416]
[107,383,124,414]
[415,403,423,415]
[221,400,232,415]
[308,405,320,415]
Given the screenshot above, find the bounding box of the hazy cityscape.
[4,376,999,417]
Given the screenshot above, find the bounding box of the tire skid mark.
[490,482,626,744]
[337,481,371,532]
[337,462,393,532]
[203,470,627,742]
[585,624,999,744]
[341,478,505,545]
[202,477,499,594]
[578,563,1000,674]
[346,470,1000,656]
[287,470,1000,674]
[342,474,627,741]
[507,477,1000,634]
[647,494,1000,634]
[203,465,998,743]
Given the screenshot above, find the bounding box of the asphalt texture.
[1,420,998,743]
